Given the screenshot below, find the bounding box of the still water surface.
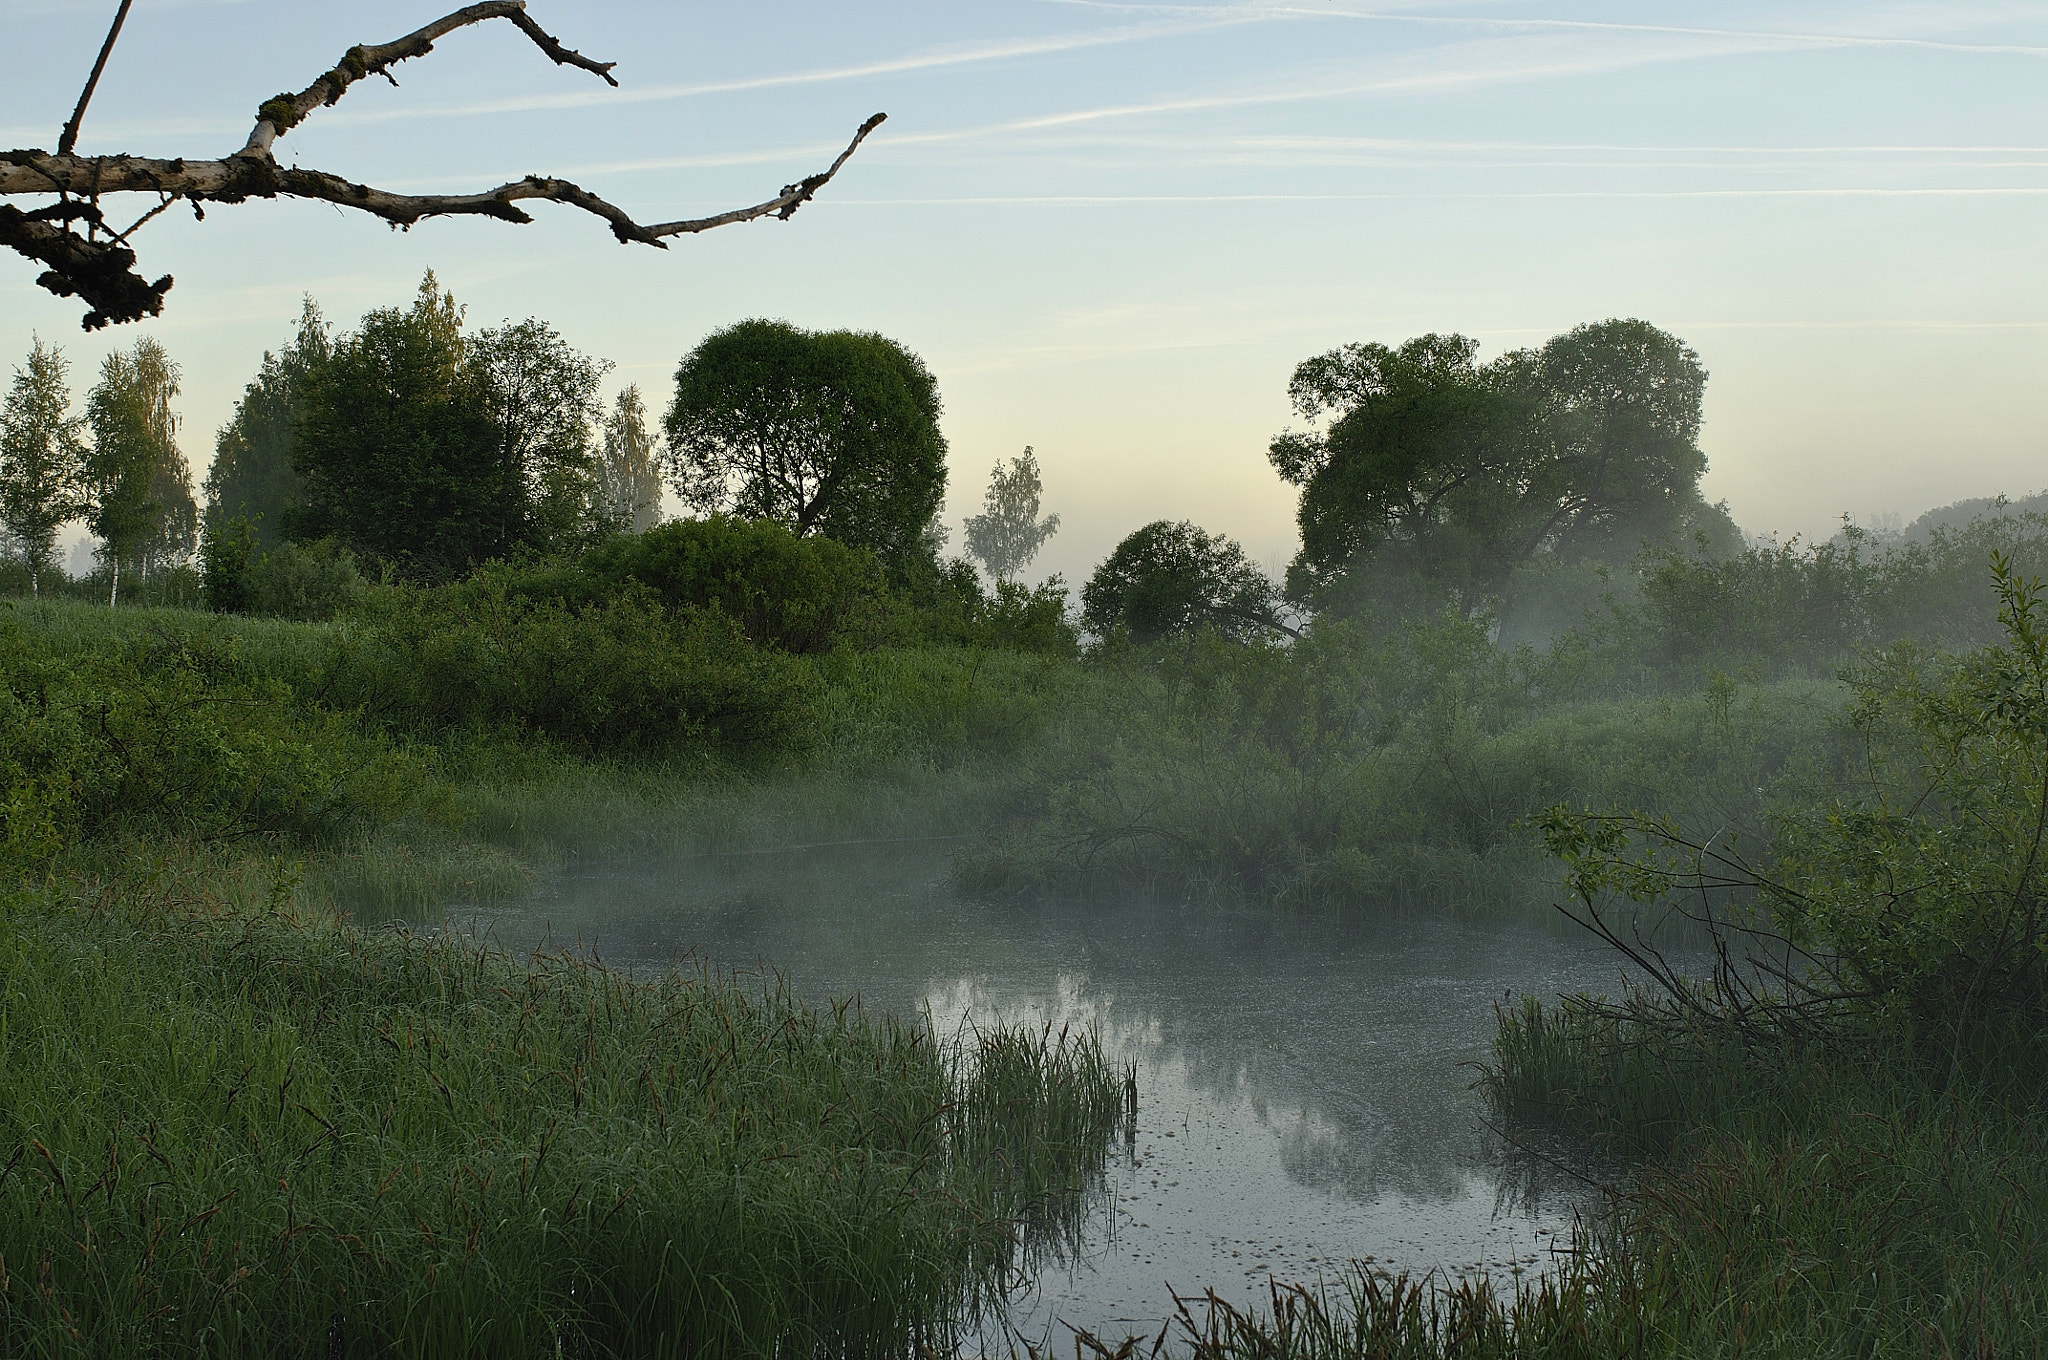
[446,840,1646,1345]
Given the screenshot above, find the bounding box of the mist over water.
[443,839,1668,1341]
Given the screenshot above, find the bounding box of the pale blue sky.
[5,0,2046,583]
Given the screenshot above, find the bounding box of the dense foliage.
[1271,320,1739,615]
[662,319,949,574]
[1080,519,1281,643]
[0,338,86,594]
[290,274,610,580]
[203,298,327,551]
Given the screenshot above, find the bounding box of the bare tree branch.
[58,0,137,158]
[5,2,886,330]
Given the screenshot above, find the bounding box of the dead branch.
[4,1,886,329]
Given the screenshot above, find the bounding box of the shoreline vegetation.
[8,296,2048,1350]
[9,510,2048,1352]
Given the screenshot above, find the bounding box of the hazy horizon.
[5,0,2045,585]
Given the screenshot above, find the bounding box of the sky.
[4,0,2046,585]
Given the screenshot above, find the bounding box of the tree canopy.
[204,299,328,551]
[598,385,663,534]
[289,273,607,581]
[661,319,948,571]
[1271,319,1736,613]
[964,446,1060,583]
[83,336,190,604]
[1081,520,1280,643]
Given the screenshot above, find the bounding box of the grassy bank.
[0,870,1121,1356]
[0,593,1125,1354]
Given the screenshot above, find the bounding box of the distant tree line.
[5,294,1734,651]
[4,272,983,613]
[1077,317,1740,642]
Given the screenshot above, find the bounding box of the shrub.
[0,615,422,860]
[1539,555,2048,1049]
[325,576,820,758]
[199,511,257,613]
[243,538,367,620]
[582,515,882,653]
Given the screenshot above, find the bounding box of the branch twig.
[5,2,886,328]
[58,0,137,159]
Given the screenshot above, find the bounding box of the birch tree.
[0,338,88,594]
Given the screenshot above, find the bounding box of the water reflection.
[447,841,1647,1340]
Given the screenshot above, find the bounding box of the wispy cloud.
[316,17,1264,127]
[860,27,1816,149]
[1036,0,2048,57]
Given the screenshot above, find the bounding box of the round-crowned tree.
[1082,520,1279,643]
[661,319,948,570]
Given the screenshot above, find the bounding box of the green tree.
[204,298,329,551]
[291,273,609,580]
[661,319,948,570]
[1271,319,1722,613]
[599,385,663,533]
[0,338,87,594]
[83,337,184,606]
[963,446,1060,583]
[467,317,610,555]
[1081,519,1280,643]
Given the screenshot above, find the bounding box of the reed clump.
[0,874,1122,1357]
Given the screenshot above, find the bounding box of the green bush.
[325,576,821,758]
[583,515,882,653]
[244,538,367,620]
[963,611,1841,912]
[199,512,257,613]
[0,613,423,861]
[1630,510,2048,674]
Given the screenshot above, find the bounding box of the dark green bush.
[896,573,1079,655]
[243,538,367,620]
[583,515,882,653]
[199,512,257,613]
[1632,511,2048,673]
[0,616,422,861]
[325,576,820,758]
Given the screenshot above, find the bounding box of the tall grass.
[0,871,1123,1357]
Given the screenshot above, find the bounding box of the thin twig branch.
[58,0,137,159]
[5,2,886,329]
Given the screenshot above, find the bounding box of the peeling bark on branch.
[5,2,885,329]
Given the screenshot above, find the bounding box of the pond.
[446,838,1651,1348]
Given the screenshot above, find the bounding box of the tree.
[662,319,949,570]
[291,273,609,580]
[1532,319,1715,562]
[964,446,1060,583]
[1081,520,1282,644]
[83,336,183,605]
[204,298,329,550]
[2,4,885,330]
[0,337,87,594]
[467,316,610,554]
[598,386,664,534]
[1270,319,1718,612]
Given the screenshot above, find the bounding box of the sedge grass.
[0,867,1123,1357]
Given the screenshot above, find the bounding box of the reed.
[0,873,1123,1357]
